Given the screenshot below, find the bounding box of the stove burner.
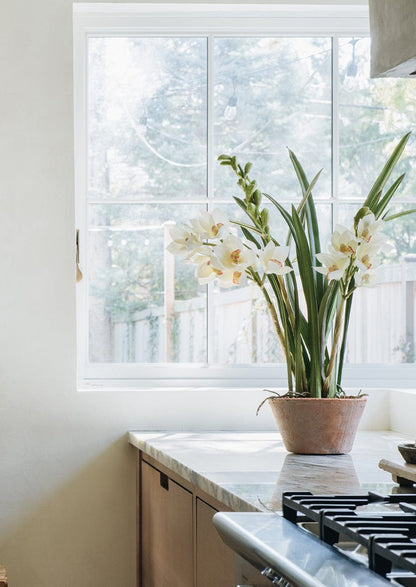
[282,491,416,583]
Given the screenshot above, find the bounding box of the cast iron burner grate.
[282,491,416,583]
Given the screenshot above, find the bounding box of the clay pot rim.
[268,396,367,402]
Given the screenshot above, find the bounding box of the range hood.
[369,0,416,77]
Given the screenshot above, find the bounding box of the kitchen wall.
[0,1,406,586]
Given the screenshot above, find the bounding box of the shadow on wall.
[0,436,137,587]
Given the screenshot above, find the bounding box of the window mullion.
[207,35,215,364]
[331,35,340,228]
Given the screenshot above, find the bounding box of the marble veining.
[128,431,414,512]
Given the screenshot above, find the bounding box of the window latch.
[76,229,83,282]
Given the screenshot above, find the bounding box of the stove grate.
[282,491,416,581]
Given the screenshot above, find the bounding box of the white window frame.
[74,3,416,390]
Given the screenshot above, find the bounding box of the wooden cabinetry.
[196,498,235,587]
[137,453,236,587]
[141,460,194,587]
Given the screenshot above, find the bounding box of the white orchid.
[355,268,380,288]
[315,251,350,281]
[195,257,221,284]
[191,208,229,240]
[356,212,384,243]
[211,235,255,271]
[167,224,202,258]
[214,267,248,287]
[260,242,292,276]
[192,235,255,287]
[355,241,381,272]
[331,225,358,257]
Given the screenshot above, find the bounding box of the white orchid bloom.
[195,257,221,284]
[212,235,255,271]
[200,235,255,288]
[331,225,358,257]
[260,242,292,275]
[191,208,229,240]
[355,268,380,288]
[167,224,202,258]
[215,267,248,288]
[356,213,384,243]
[355,241,381,271]
[315,250,349,281]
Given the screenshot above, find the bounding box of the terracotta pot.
[268,396,367,455]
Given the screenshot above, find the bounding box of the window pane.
[88,37,207,201]
[338,37,416,200]
[213,37,332,201]
[88,204,207,363]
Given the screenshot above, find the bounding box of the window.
[74,4,416,389]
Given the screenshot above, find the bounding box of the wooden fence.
[111,260,416,365]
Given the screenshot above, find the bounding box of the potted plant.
[168,132,413,454]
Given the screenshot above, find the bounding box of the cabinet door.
[141,461,193,587]
[196,498,236,587]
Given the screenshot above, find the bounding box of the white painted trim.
[73,3,370,36]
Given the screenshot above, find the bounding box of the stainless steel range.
[213,491,416,587]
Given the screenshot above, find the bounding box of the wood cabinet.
[196,498,235,587]
[137,452,236,587]
[141,460,194,587]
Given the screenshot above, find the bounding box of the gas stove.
[213,490,416,587]
[283,491,416,585]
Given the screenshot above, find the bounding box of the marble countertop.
[128,431,415,512]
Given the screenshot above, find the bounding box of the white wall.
[0,1,395,586]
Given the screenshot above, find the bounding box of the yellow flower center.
[361,254,371,268]
[339,243,354,254]
[230,249,241,263]
[211,222,223,237]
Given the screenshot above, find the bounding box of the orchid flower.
[191,208,229,240]
[356,212,384,243]
[211,235,255,271]
[330,225,358,257]
[355,241,381,272]
[355,268,380,288]
[260,242,292,276]
[315,251,350,281]
[167,224,202,259]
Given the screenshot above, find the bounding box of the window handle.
[76,229,83,282]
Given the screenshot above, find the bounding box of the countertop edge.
[128,431,260,512]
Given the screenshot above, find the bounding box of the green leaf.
[240,226,261,248]
[318,280,339,348]
[288,149,324,301]
[364,132,411,212]
[383,208,416,222]
[337,292,354,387]
[290,206,321,397]
[374,174,405,219]
[233,196,248,213]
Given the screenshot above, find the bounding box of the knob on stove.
[261,567,292,586]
